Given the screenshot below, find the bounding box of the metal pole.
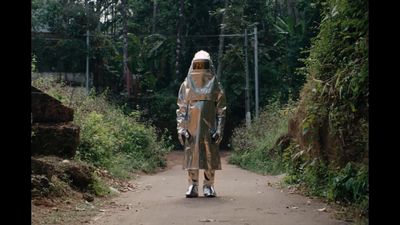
[86,30,89,94]
[244,29,251,128]
[254,26,259,118]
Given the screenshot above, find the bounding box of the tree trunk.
[287,0,298,24]
[153,0,157,33]
[176,0,184,80]
[216,0,228,80]
[121,0,131,97]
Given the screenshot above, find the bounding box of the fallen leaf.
[317,207,327,212]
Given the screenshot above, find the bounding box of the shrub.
[32,78,172,179]
[282,142,368,217]
[281,0,368,218]
[229,101,296,174]
[89,175,110,196]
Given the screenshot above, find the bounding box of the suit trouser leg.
[203,170,215,186]
[188,169,199,185]
[188,169,215,185]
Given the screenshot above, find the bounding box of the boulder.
[31,86,74,123]
[31,123,80,158]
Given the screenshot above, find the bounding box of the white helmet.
[193,50,211,61]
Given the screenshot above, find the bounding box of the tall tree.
[121,0,132,97]
[175,0,184,80]
[216,0,229,80]
[152,0,157,33]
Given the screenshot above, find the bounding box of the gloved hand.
[178,130,190,146]
[212,130,222,145]
[212,117,224,145]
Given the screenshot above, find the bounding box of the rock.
[75,206,85,211]
[199,218,216,222]
[83,193,94,202]
[109,187,120,194]
[31,157,57,179]
[31,174,50,189]
[64,163,95,191]
[31,123,80,158]
[31,174,51,197]
[31,86,80,158]
[31,86,74,123]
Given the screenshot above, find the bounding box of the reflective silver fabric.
[185,184,199,198]
[203,185,217,197]
[187,169,215,186]
[177,50,227,170]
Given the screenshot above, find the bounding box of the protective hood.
[186,50,218,101]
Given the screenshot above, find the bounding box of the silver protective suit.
[176,50,227,170]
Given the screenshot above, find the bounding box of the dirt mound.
[31,156,96,197]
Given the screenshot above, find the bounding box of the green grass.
[32,77,172,179]
[89,175,110,196]
[229,101,295,175]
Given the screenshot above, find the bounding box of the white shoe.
[186,184,198,198]
[203,185,216,197]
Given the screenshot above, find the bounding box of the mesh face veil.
[185,50,218,97]
[186,50,217,79]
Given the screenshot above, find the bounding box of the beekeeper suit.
[176,50,226,198]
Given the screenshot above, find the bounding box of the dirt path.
[89,151,348,225]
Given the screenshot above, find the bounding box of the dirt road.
[90,151,348,225]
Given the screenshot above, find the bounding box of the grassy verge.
[229,101,295,175]
[32,77,173,179]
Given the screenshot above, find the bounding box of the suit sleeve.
[176,80,188,135]
[216,81,227,133]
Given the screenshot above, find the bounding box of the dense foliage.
[32,78,172,178]
[31,0,321,146]
[286,0,368,216]
[32,0,368,220]
[230,0,368,220]
[229,101,295,174]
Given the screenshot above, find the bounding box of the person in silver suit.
[176,50,227,198]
